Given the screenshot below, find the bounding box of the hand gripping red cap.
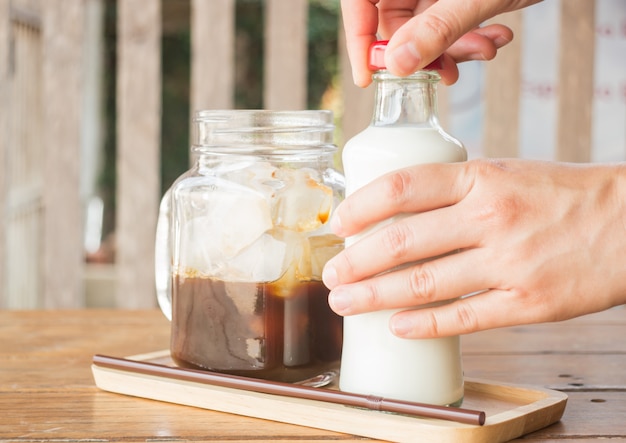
[368,40,443,71]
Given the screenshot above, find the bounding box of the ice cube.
[220,232,288,282]
[224,161,278,190]
[272,168,333,232]
[178,185,273,273]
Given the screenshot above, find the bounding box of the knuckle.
[382,223,412,260]
[473,198,518,226]
[417,13,460,51]
[471,158,509,179]
[383,169,413,207]
[361,281,383,310]
[454,303,480,333]
[423,310,442,337]
[466,159,526,228]
[407,266,437,303]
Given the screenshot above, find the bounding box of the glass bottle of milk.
[339,40,466,406]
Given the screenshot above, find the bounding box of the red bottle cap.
[368,40,443,72]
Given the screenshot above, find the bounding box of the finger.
[340,0,380,87]
[385,0,505,76]
[328,247,491,316]
[331,162,472,238]
[377,0,436,38]
[433,24,513,85]
[472,24,514,49]
[327,203,477,286]
[437,53,460,85]
[389,288,540,338]
[445,24,513,63]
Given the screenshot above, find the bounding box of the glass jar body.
[156,110,344,383]
[339,72,466,405]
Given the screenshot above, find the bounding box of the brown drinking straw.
[92,354,485,426]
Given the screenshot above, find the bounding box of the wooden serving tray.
[92,350,567,443]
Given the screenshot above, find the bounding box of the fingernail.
[391,316,413,337]
[328,288,351,314]
[468,52,487,61]
[388,42,421,75]
[322,263,338,289]
[493,35,512,49]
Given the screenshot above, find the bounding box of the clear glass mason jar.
[155,110,345,383]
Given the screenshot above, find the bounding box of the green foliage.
[161,27,191,196]
[100,0,117,237]
[307,0,340,109]
[235,0,265,109]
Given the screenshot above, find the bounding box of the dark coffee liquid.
[171,275,342,383]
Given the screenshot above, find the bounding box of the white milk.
[339,125,466,405]
[342,126,466,194]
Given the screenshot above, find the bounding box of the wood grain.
[264,0,308,110]
[92,361,566,443]
[190,0,235,113]
[41,0,84,307]
[1,308,625,441]
[0,0,9,307]
[483,10,523,158]
[115,0,161,308]
[557,0,595,162]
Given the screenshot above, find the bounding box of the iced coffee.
[170,162,344,383]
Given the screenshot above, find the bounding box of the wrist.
[615,163,626,222]
[610,163,626,305]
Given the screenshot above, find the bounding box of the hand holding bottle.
[322,159,626,338]
[341,0,540,86]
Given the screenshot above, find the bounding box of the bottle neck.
[371,70,441,127]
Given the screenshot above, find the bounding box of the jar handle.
[154,188,172,320]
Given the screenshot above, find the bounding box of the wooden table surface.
[1,308,625,442]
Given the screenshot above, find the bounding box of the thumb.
[385,0,498,76]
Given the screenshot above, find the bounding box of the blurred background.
[0,0,624,310]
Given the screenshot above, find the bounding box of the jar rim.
[194,109,333,123]
[191,143,337,156]
[192,110,336,150]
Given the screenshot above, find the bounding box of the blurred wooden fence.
[0,0,597,309]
